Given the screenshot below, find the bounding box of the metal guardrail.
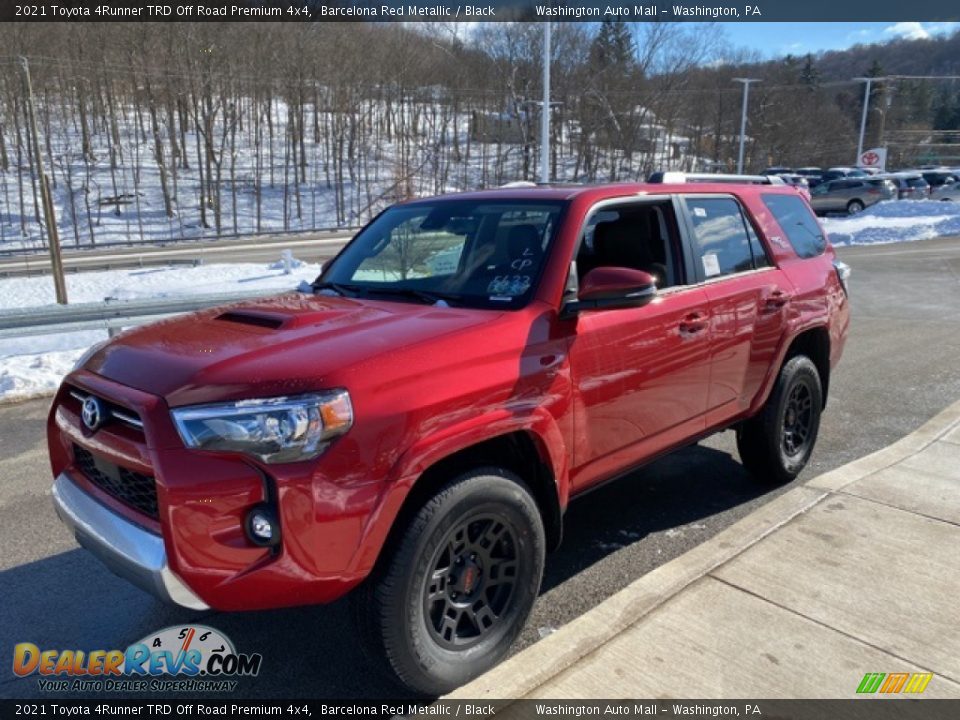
[0,225,364,258]
[0,288,290,340]
[0,234,353,278]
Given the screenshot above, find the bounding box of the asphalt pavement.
[2,235,959,699]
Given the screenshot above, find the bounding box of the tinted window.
[907,177,929,189]
[762,194,826,259]
[746,221,771,269]
[685,198,757,278]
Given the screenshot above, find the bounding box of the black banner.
[2,700,960,720]
[2,0,960,23]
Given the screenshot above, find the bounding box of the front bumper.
[51,473,209,611]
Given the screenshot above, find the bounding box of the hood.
[85,292,502,406]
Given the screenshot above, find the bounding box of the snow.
[0,259,320,404]
[822,199,960,247]
[1,95,697,254]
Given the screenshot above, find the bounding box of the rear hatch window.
[761,194,826,259]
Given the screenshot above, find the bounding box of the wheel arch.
[394,431,564,554]
[784,326,831,408]
[349,421,568,581]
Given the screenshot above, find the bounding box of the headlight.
[171,391,353,464]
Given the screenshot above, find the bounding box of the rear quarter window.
[761,194,827,259]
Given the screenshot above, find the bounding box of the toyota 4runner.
[49,180,849,695]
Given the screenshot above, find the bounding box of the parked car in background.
[918,169,960,192]
[932,179,960,201]
[821,167,869,184]
[877,172,931,200]
[795,167,824,187]
[809,177,896,215]
[763,166,793,176]
[777,174,811,199]
[856,167,883,176]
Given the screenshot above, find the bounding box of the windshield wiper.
[311,281,362,297]
[359,286,463,306]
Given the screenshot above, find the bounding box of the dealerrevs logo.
[12,625,262,693]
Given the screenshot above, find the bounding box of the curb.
[446,397,960,701]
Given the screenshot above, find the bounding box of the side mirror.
[562,267,657,318]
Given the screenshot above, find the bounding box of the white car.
[932,179,960,201]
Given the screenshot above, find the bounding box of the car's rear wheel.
[847,199,865,215]
[737,355,823,485]
[352,468,545,696]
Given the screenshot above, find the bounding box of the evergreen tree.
[800,54,820,90]
[589,19,634,71]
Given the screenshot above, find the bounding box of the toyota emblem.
[81,396,104,431]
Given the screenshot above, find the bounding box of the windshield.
[317,200,565,309]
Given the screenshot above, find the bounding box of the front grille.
[67,387,144,433]
[73,445,159,520]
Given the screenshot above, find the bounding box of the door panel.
[703,271,792,421]
[568,287,712,492]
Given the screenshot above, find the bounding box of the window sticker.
[702,253,721,278]
[487,275,531,297]
[693,206,707,218]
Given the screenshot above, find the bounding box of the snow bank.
[822,200,960,247]
[0,260,321,403]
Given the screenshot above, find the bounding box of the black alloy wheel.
[423,513,519,649]
[782,381,814,457]
[352,468,545,696]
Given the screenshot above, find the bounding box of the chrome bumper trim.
[51,473,209,611]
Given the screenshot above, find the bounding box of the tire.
[352,468,546,696]
[847,199,865,215]
[737,355,823,485]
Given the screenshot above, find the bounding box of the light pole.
[541,21,551,183]
[733,78,760,174]
[853,76,876,165]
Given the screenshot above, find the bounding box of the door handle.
[764,289,793,311]
[679,312,707,334]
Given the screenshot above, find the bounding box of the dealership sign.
[859,147,887,171]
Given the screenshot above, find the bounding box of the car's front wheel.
[847,199,865,215]
[352,468,545,696]
[737,355,823,485]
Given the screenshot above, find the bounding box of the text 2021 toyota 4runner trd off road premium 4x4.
[49,178,849,695]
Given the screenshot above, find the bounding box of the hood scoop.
[215,310,287,330]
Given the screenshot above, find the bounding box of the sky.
[723,21,960,58]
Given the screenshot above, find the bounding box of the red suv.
[49,181,849,694]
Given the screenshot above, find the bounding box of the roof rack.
[497,180,585,188]
[648,172,785,185]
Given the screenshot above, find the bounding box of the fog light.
[245,505,280,547]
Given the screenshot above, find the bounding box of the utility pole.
[733,78,760,174]
[20,56,67,304]
[854,76,875,165]
[541,21,551,184]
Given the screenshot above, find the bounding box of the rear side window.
[761,194,826,259]
[684,197,764,278]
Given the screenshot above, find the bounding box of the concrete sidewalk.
[449,400,960,699]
